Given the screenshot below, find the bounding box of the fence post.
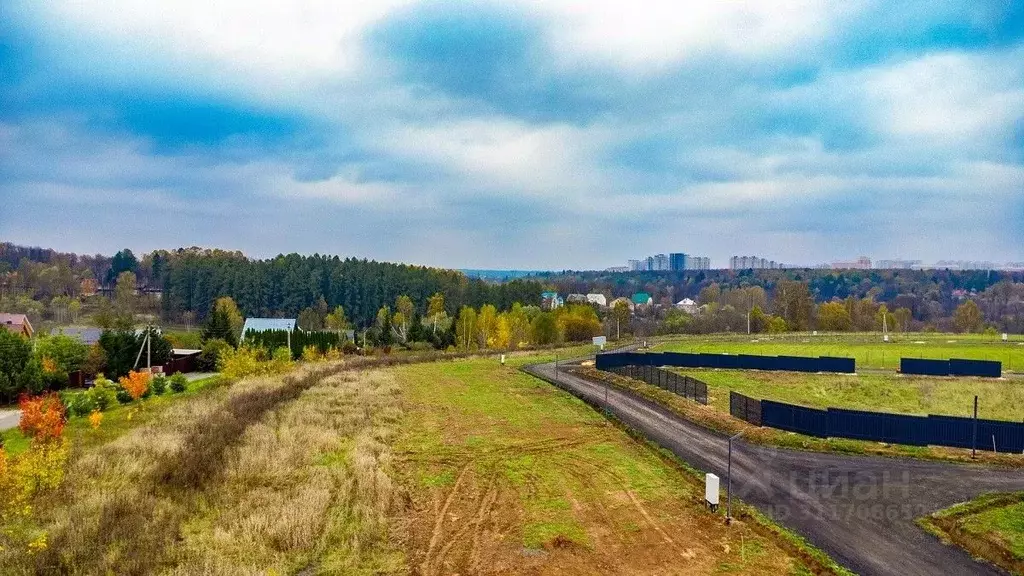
[972,396,978,459]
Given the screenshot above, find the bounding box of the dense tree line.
[1,243,544,329]
[156,249,542,327]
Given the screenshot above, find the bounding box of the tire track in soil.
[414,435,615,575]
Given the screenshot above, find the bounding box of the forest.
[0,243,543,327]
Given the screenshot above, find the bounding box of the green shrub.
[169,373,188,393]
[270,347,293,372]
[87,379,118,411]
[63,391,96,417]
[198,338,232,372]
[151,375,167,395]
[115,387,133,404]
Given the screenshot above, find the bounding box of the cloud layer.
[2,0,1023,269]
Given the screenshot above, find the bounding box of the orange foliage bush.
[88,410,103,430]
[41,356,58,374]
[18,393,66,442]
[119,370,151,401]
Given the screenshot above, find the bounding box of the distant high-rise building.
[876,259,922,270]
[670,253,687,271]
[646,256,655,271]
[686,256,711,270]
[653,253,670,271]
[831,256,872,270]
[729,255,778,270]
[934,260,996,271]
[627,259,643,271]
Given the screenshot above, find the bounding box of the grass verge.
[918,492,1024,575]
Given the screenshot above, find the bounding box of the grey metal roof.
[51,326,102,345]
[241,318,296,341]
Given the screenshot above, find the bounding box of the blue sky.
[1,1,1022,269]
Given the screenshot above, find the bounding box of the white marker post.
[705,473,720,512]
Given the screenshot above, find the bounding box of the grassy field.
[0,362,389,574]
[670,368,1024,421]
[1,344,851,575]
[653,332,1024,371]
[919,492,1024,575]
[392,358,846,575]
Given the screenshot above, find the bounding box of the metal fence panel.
[818,356,856,374]
[901,358,950,376]
[827,408,929,446]
[762,400,828,437]
[949,358,1002,378]
[927,414,976,449]
[699,353,724,369]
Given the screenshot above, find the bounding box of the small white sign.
[813,330,818,336]
[592,336,607,348]
[883,334,889,342]
[1003,333,1009,342]
[500,354,505,365]
[705,473,720,507]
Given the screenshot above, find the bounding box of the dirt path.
[525,359,1024,576]
[0,409,19,432]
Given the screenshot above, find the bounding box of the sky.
[1,1,1023,270]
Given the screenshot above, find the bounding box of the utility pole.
[727,430,745,524]
[147,326,151,370]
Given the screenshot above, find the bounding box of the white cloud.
[521,0,864,71]
[860,50,1024,143]
[381,118,614,198]
[30,0,415,98]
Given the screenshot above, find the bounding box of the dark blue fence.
[901,357,1002,378]
[603,364,709,405]
[761,400,828,437]
[928,415,1024,453]
[596,351,855,374]
[826,408,930,446]
[949,358,1002,378]
[732,399,1024,453]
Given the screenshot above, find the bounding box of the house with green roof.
[631,292,653,306]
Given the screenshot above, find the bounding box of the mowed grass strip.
[654,332,1024,371]
[392,358,825,576]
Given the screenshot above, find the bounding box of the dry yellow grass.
[0,362,369,574]
[166,369,404,575]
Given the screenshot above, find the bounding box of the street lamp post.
[727,430,745,524]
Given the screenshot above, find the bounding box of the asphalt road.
[525,359,1024,576]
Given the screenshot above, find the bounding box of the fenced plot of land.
[654,333,1024,371]
[392,359,825,575]
[672,369,1024,422]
